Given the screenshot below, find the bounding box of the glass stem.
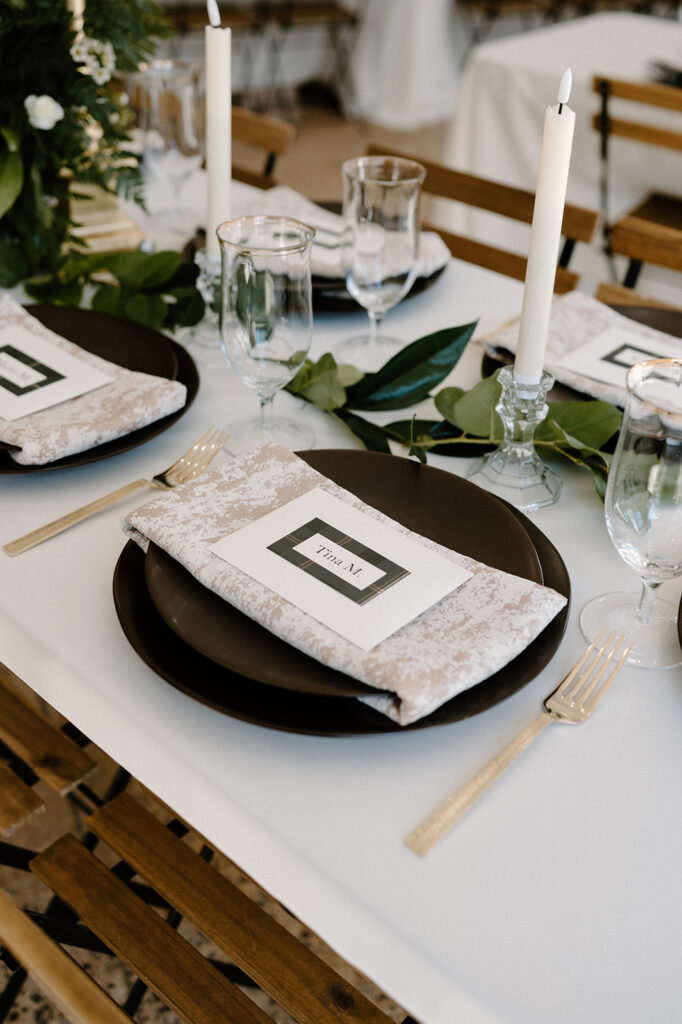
[368,310,384,343]
[636,578,660,625]
[258,392,275,434]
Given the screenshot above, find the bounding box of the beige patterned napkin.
[232,185,451,280]
[0,296,187,465]
[484,291,682,405]
[122,444,566,726]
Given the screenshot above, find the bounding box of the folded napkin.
[122,444,566,726]
[0,296,187,465]
[484,291,682,406]
[232,185,451,280]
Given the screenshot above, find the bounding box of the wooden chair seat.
[365,144,599,294]
[592,75,682,287]
[595,280,682,311]
[0,664,95,837]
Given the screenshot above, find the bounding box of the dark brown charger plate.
[0,305,198,474]
[311,264,446,314]
[481,305,682,403]
[113,451,570,735]
[679,596,682,652]
[143,450,543,697]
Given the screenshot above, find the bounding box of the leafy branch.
[286,324,621,500]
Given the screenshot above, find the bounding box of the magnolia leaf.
[24,276,83,306]
[345,322,477,411]
[0,150,23,218]
[334,408,392,453]
[0,242,29,287]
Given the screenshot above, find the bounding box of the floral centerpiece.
[0,0,169,287]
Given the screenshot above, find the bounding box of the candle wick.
[558,102,563,114]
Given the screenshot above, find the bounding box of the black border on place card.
[0,345,65,396]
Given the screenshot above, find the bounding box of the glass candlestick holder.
[188,248,222,355]
[467,365,562,511]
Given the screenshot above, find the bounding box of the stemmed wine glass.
[139,59,204,244]
[217,215,315,456]
[580,359,682,669]
[337,155,426,371]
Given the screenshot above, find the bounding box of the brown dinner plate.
[112,458,569,735]
[143,450,543,697]
[678,595,682,652]
[0,305,198,473]
[311,265,446,314]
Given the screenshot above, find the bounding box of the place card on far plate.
[556,325,681,392]
[210,487,472,651]
[0,324,113,421]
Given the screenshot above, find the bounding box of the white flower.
[24,94,65,131]
[91,66,111,85]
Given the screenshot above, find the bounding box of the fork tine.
[555,627,608,701]
[583,638,632,715]
[573,633,623,706]
[163,427,222,476]
[171,428,227,484]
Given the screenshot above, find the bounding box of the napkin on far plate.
[483,290,682,406]
[232,185,452,280]
[0,296,187,466]
[122,444,566,726]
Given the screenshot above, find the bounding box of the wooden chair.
[0,664,96,839]
[365,144,599,294]
[592,75,682,286]
[232,104,296,188]
[595,280,682,311]
[0,667,418,1024]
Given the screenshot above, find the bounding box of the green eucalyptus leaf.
[0,150,23,218]
[450,373,503,438]
[287,353,362,411]
[91,283,127,318]
[345,322,477,411]
[164,286,205,327]
[433,387,466,425]
[24,276,82,306]
[334,408,392,453]
[101,250,183,289]
[538,400,621,450]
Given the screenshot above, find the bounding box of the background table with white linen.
[2,245,681,1021]
[443,12,682,299]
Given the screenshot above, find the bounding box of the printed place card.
[0,324,113,421]
[556,325,681,392]
[210,487,472,651]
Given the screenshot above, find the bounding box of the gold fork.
[3,426,228,557]
[405,630,631,856]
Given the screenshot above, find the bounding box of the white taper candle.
[514,69,575,385]
[205,0,231,261]
[66,0,85,37]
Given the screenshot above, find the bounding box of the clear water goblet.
[580,359,682,669]
[217,215,315,456]
[139,59,204,244]
[337,155,426,371]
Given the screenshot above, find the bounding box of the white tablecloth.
[2,248,681,1022]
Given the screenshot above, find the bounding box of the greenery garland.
[286,324,621,500]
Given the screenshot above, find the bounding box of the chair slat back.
[232,105,296,189]
[365,144,597,294]
[0,760,44,836]
[592,76,682,153]
[609,215,682,273]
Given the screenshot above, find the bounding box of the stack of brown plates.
[0,306,198,474]
[113,450,570,735]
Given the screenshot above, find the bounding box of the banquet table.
[442,11,682,296]
[2,236,682,1022]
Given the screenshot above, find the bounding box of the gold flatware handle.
[3,479,149,557]
[405,711,551,856]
